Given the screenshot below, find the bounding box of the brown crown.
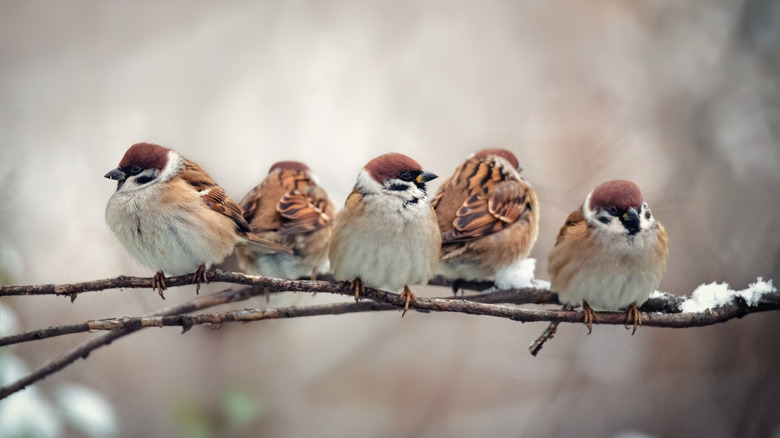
[473,148,519,170]
[269,161,310,174]
[118,142,172,171]
[589,180,644,211]
[364,153,423,183]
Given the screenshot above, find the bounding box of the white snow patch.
[494,258,537,289]
[679,277,775,313]
[649,290,670,299]
[533,278,551,289]
[488,258,550,292]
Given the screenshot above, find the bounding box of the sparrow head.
[472,148,521,172]
[105,142,180,191]
[584,180,654,237]
[357,153,437,202]
[269,161,311,174]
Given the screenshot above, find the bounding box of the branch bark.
[0,285,261,399]
[1,271,777,400]
[0,271,685,312]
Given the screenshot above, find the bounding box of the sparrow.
[105,142,291,298]
[235,161,335,280]
[547,180,669,333]
[328,153,441,315]
[431,148,539,291]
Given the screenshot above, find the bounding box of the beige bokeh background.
[1,1,779,437]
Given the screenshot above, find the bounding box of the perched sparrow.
[431,148,539,290]
[235,161,335,279]
[328,153,441,315]
[548,180,669,333]
[105,142,291,298]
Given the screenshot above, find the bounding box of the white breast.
[330,195,439,292]
[105,184,235,275]
[558,229,663,310]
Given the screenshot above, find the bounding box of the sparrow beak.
[416,171,438,184]
[105,168,126,181]
[621,207,641,235]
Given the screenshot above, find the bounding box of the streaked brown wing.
[554,207,585,247]
[180,159,252,233]
[239,184,262,224]
[277,185,333,235]
[441,180,532,244]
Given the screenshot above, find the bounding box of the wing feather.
[441,180,534,244]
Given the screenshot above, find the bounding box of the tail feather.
[242,233,294,254]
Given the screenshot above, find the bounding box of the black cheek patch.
[645,211,651,220]
[598,216,611,224]
[389,183,407,191]
[135,175,156,185]
[404,197,420,207]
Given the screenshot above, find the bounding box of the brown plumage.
[431,149,539,283]
[236,161,335,279]
[328,153,440,315]
[105,142,290,299]
[547,180,669,333]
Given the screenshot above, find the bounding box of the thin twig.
[3,288,778,348]
[0,285,262,399]
[0,300,396,347]
[529,322,560,356]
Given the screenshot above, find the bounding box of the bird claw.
[625,302,642,335]
[153,271,167,300]
[451,279,465,296]
[582,301,599,334]
[350,278,365,302]
[400,285,416,317]
[192,264,209,294]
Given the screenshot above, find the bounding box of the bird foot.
[192,264,209,294]
[625,302,642,335]
[152,271,167,300]
[400,285,416,317]
[451,279,466,296]
[350,278,365,302]
[582,301,599,334]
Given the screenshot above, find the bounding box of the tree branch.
[1,271,777,400]
[0,270,684,312]
[5,292,775,345]
[0,285,262,399]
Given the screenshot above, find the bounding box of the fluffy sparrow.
[105,142,291,298]
[431,148,539,291]
[328,153,441,315]
[236,161,335,279]
[547,180,669,333]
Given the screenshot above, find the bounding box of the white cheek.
[355,169,382,194]
[639,206,655,231]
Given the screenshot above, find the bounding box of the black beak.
[416,171,438,184]
[621,207,641,235]
[105,168,126,181]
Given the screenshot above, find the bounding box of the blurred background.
[1,0,779,436]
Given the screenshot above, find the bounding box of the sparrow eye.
[608,206,618,215]
[399,171,414,182]
[130,165,142,175]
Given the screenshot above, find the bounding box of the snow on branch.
[0,270,777,400]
